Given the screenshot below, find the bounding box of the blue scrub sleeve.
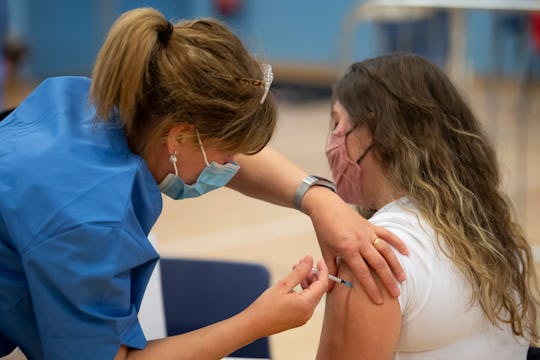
[21,224,158,360]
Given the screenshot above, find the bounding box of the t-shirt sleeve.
[20,224,158,360]
[369,212,434,320]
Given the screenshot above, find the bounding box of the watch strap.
[293,175,337,211]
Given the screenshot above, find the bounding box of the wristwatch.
[293,175,337,211]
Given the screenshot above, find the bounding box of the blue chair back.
[159,257,271,359]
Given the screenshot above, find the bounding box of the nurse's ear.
[166,124,196,154]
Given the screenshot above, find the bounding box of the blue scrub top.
[0,77,163,359]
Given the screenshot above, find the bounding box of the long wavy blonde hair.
[334,53,539,340]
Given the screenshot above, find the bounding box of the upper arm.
[317,262,402,360]
[114,345,128,360]
[227,148,306,206]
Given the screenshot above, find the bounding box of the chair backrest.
[159,257,271,359]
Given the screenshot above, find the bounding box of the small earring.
[169,150,179,176]
[169,150,177,164]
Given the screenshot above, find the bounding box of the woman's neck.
[142,141,171,183]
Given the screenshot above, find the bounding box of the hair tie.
[158,21,174,45]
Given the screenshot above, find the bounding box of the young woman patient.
[316,53,539,359]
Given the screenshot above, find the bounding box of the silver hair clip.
[233,63,274,104]
[260,63,273,104]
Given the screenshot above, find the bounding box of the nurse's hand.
[301,187,408,304]
[244,256,328,337]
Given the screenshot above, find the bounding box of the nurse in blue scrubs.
[0,7,406,360]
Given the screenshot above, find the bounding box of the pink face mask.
[326,127,371,204]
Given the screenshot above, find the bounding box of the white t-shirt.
[369,198,528,360]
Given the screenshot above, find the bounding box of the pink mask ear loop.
[169,150,179,176]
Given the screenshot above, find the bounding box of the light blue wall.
[467,10,532,76]
[246,0,360,64]
[6,0,536,81]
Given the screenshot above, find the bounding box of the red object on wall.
[215,0,243,16]
[532,14,540,52]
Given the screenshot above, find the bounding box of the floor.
[2,76,539,360]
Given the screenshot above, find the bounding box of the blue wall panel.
[24,0,101,77]
[6,0,537,81]
[246,0,357,64]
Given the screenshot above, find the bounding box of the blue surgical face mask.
[158,130,240,200]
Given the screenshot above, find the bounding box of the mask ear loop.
[356,144,372,165]
[169,150,179,176]
[195,129,210,166]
